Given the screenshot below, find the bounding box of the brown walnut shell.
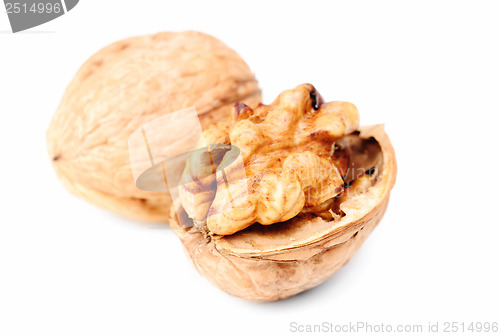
[170,124,396,301]
[46,31,261,222]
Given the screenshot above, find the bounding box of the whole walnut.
[46,31,261,222]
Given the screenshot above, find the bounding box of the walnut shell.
[46,31,261,222]
[170,124,396,301]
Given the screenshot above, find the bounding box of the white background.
[1,1,499,335]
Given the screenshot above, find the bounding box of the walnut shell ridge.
[46,31,261,222]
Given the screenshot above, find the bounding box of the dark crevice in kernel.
[53,155,61,161]
[309,87,324,110]
[365,167,376,176]
[234,102,250,118]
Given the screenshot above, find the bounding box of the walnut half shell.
[169,87,397,301]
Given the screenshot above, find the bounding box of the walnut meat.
[180,84,359,235]
[46,31,261,222]
[171,84,397,301]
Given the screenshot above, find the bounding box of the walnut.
[46,31,261,222]
[180,84,359,235]
[171,84,397,301]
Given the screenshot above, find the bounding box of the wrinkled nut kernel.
[170,84,397,301]
[46,31,261,222]
[180,84,360,235]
